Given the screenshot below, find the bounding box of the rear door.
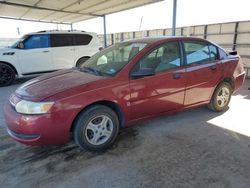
[18,34,53,74]
[50,34,75,69]
[183,40,223,106]
[74,34,98,60]
[129,41,186,120]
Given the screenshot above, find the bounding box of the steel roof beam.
[0,1,101,17]
[0,16,71,25]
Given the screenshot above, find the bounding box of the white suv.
[0,30,101,86]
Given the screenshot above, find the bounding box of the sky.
[0,0,250,38]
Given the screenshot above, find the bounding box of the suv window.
[24,34,49,49]
[184,42,219,65]
[135,42,181,73]
[51,34,74,47]
[74,34,92,45]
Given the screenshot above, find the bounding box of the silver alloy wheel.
[216,87,230,108]
[85,115,113,145]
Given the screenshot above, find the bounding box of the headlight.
[15,100,54,115]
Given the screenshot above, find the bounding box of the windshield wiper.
[82,67,101,76]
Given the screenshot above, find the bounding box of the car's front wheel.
[73,105,119,151]
[0,63,15,87]
[208,82,232,112]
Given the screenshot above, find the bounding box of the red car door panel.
[184,61,223,105]
[183,41,223,106]
[129,69,185,120]
[128,41,186,120]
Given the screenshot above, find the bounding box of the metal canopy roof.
[0,0,164,24]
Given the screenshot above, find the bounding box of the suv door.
[18,34,53,75]
[50,34,75,69]
[129,42,186,120]
[74,34,96,61]
[183,40,223,106]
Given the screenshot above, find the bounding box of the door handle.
[210,65,217,70]
[43,50,49,53]
[173,73,182,79]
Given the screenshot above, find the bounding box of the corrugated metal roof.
[0,0,163,24]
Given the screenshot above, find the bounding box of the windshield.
[80,42,147,76]
[9,35,28,48]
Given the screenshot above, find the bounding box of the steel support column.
[172,0,177,36]
[103,15,107,48]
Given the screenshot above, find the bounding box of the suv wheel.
[0,63,15,87]
[73,105,119,152]
[208,82,232,112]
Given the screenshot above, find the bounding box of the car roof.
[28,30,97,36]
[124,36,208,44]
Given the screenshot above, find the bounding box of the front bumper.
[4,101,72,146]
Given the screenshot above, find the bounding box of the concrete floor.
[0,78,250,188]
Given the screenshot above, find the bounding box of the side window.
[184,42,210,65]
[135,42,181,73]
[51,34,74,47]
[74,34,92,45]
[146,47,164,59]
[209,44,219,61]
[24,34,49,49]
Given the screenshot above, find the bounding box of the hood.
[0,47,14,53]
[15,69,105,100]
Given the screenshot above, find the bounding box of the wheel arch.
[70,100,125,132]
[75,56,91,67]
[222,77,235,90]
[209,77,235,102]
[0,61,18,75]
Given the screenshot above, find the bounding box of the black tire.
[76,57,89,68]
[0,63,15,87]
[208,82,232,112]
[73,105,119,152]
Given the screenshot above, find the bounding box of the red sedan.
[4,37,246,151]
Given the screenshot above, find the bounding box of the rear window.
[74,34,92,45]
[184,41,219,65]
[184,42,210,65]
[51,34,74,47]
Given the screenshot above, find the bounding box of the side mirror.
[228,50,237,55]
[17,42,24,49]
[131,68,155,78]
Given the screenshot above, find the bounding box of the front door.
[18,34,53,75]
[129,42,186,120]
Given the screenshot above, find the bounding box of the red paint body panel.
[129,68,186,120]
[4,102,75,145]
[184,61,223,106]
[3,37,246,146]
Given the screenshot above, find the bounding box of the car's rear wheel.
[73,105,119,151]
[208,82,232,112]
[0,63,15,87]
[76,57,89,68]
